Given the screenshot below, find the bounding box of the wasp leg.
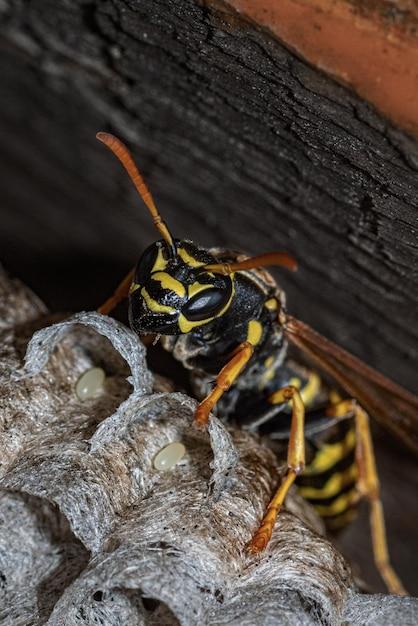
[330,399,406,596]
[98,269,135,315]
[247,385,305,553]
[194,342,254,426]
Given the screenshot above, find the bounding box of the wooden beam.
[0,0,417,397]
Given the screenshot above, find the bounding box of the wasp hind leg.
[97,268,135,315]
[247,385,305,553]
[329,400,406,596]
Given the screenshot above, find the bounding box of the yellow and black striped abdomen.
[297,419,359,530]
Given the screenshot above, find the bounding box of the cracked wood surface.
[0,4,417,387]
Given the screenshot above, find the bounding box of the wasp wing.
[285,315,418,454]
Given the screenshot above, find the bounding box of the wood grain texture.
[0,0,417,401]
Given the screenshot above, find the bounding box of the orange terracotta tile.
[223,0,418,137]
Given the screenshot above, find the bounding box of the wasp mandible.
[96,132,418,596]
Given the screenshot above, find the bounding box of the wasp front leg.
[248,385,305,553]
[194,341,254,426]
[329,400,406,596]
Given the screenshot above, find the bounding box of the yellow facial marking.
[303,429,356,476]
[178,247,205,268]
[151,272,186,297]
[247,320,263,346]
[298,464,358,500]
[141,288,176,314]
[129,282,140,294]
[313,488,358,517]
[187,275,235,298]
[264,298,278,311]
[188,282,213,298]
[152,246,168,273]
[178,313,208,333]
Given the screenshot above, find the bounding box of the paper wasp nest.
[0,267,417,626]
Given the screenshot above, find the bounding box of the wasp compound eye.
[182,285,232,322]
[135,244,159,285]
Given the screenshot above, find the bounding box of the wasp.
[96,132,418,596]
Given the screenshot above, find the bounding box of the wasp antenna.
[96,132,176,256]
[204,252,298,275]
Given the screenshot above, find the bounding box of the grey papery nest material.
[0,266,417,626]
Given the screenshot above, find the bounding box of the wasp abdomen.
[297,420,359,530]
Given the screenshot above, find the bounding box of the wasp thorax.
[128,239,235,336]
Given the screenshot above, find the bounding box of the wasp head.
[129,239,234,335]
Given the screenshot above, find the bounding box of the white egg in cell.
[153,442,186,471]
[76,367,106,401]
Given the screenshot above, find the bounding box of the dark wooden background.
[1,0,417,594]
